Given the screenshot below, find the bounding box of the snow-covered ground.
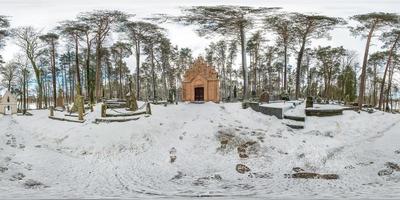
[0,102,399,199]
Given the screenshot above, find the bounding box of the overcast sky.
[0,0,399,70]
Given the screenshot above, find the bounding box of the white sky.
[0,0,399,71]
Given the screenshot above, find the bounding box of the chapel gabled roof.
[183,57,218,82]
[0,90,17,104]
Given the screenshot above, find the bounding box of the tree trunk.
[220,58,226,101]
[44,79,48,108]
[31,61,43,109]
[150,46,157,102]
[253,46,258,96]
[239,24,249,100]
[75,37,82,96]
[359,22,376,110]
[162,62,168,101]
[378,34,399,110]
[283,42,288,91]
[86,37,92,103]
[66,53,71,104]
[248,52,252,96]
[386,62,395,111]
[51,40,57,107]
[135,41,141,100]
[62,60,67,104]
[296,36,307,99]
[95,38,102,101]
[107,62,112,99]
[119,56,123,99]
[23,69,26,113]
[372,63,377,106]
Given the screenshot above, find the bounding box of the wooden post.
[49,106,54,117]
[146,102,152,115]
[101,104,107,117]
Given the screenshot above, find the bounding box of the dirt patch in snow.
[192,174,222,186]
[287,172,339,180]
[9,172,25,181]
[23,179,49,189]
[216,128,261,157]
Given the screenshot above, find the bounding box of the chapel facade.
[182,57,219,102]
[0,91,18,115]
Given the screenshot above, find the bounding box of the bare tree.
[0,15,10,63]
[292,14,346,99]
[40,33,59,106]
[368,51,386,106]
[159,37,173,101]
[378,29,400,110]
[14,55,31,113]
[110,41,132,98]
[122,21,162,100]
[315,46,346,100]
[142,30,164,102]
[349,12,399,109]
[247,31,264,97]
[12,26,45,109]
[78,10,129,101]
[264,12,296,92]
[58,20,87,96]
[0,61,18,91]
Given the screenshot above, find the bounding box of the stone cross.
[56,89,65,108]
[75,95,84,120]
[259,91,270,103]
[146,102,152,115]
[71,85,85,114]
[49,106,54,117]
[101,104,107,117]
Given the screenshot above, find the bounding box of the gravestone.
[259,91,269,103]
[71,86,85,114]
[56,89,65,108]
[233,85,237,99]
[169,147,177,163]
[306,96,313,108]
[129,91,138,111]
[76,95,84,120]
[101,104,107,117]
[146,102,152,115]
[49,106,54,117]
[126,93,131,108]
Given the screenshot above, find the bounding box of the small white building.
[0,91,18,115]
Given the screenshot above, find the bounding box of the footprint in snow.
[169,147,177,163]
